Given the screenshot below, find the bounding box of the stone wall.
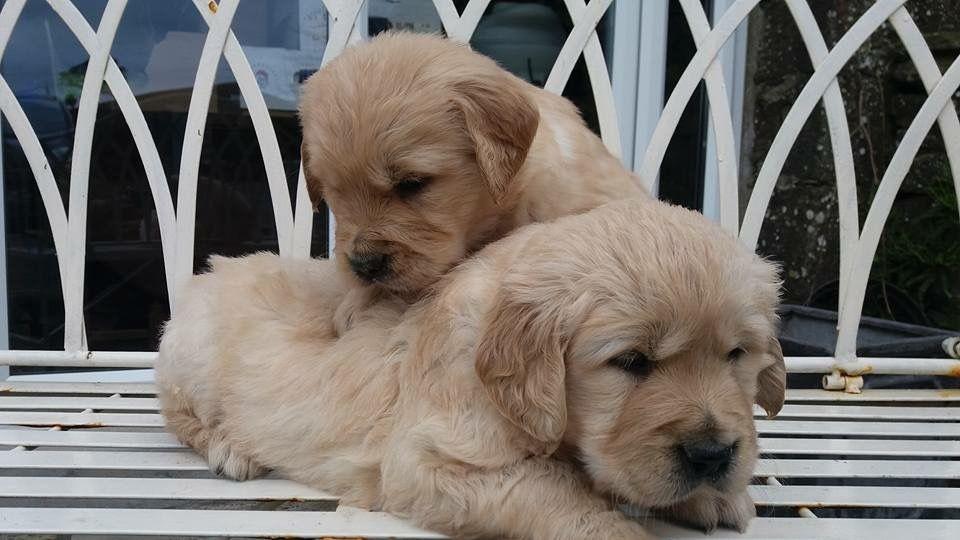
[740,0,960,330]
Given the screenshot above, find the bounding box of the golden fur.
[156,199,784,539]
[298,32,647,327]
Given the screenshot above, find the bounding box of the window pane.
[1,0,329,368]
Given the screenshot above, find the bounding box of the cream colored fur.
[156,199,784,539]
[298,32,648,327]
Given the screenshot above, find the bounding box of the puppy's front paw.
[656,488,755,533]
[333,286,376,337]
[207,432,266,481]
[576,510,653,540]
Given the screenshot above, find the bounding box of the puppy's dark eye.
[727,347,747,363]
[608,350,653,378]
[393,175,428,198]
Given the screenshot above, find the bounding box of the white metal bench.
[1,0,959,537]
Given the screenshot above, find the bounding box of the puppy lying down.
[156,199,784,539]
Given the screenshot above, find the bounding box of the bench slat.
[749,485,960,509]
[783,389,960,402]
[0,381,156,395]
[8,396,959,419]
[5,429,959,456]
[0,411,164,427]
[8,413,959,437]
[4,452,956,481]
[760,403,960,420]
[755,458,960,479]
[649,517,960,539]
[0,428,182,448]
[0,476,336,501]
[0,507,444,538]
[755,419,960,437]
[0,396,159,410]
[3,385,957,403]
[0,450,207,471]
[759,437,960,456]
[2,508,957,539]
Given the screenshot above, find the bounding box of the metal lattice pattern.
[0,0,959,537]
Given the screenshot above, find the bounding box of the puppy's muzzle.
[679,439,738,482]
[348,251,392,283]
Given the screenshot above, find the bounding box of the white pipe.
[0,351,156,368]
[786,356,960,377]
[0,350,957,376]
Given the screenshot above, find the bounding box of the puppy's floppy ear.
[300,142,324,209]
[756,337,786,417]
[475,289,566,451]
[453,72,540,206]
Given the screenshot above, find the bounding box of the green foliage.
[871,162,960,330]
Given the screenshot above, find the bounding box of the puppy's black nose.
[680,440,737,480]
[348,251,391,282]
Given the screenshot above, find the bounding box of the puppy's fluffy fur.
[299,32,647,325]
[156,199,784,539]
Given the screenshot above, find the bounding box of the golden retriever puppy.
[156,199,784,539]
[298,32,648,331]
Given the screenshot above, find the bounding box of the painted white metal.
[19,410,960,436]
[888,8,960,218]
[6,451,959,481]
[782,0,859,309]
[835,52,960,358]
[749,485,960,509]
[677,0,740,232]
[756,419,960,438]
[1,476,336,501]
[46,0,178,298]
[433,0,490,42]
[0,411,164,427]
[0,507,445,538]
[3,350,958,377]
[62,0,129,352]
[755,459,960,480]
[786,355,960,376]
[760,437,960,457]
[631,1,669,193]
[0,450,208,471]
[649,518,960,540]
[0,428,182,449]
[701,0,750,226]
[761,403,960,420]
[0,1,70,311]
[0,0,951,379]
[638,0,760,190]
[740,0,907,252]
[0,381,155,394]
[6,368,155,383]
[18,398,957,420]
[0,350,155,368]
[0,396,158,410]
[174,0,241,302]
[0,84,6,383]
[546,0,621,156]
[784,388,960,401]
[610,0,641,169]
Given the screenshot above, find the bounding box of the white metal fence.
[0,0,958,389]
